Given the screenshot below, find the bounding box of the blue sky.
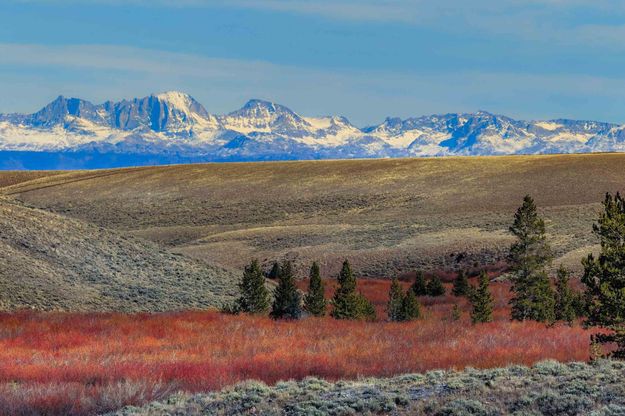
[2,1,625,125]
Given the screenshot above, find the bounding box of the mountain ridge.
[2,91,625,169]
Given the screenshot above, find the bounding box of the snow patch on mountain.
[1,92,625,169]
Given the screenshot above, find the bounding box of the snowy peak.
[105,92,212,133]
[27,96,103,127]
[221,99,311,134]
[153,91,210,119]
[2,93,625,169]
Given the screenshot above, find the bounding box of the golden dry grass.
[1,153,622,277]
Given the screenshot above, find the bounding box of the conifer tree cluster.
[304,262,327,317]
[582,192,625,358]
[452,270,470,297]
[410,271,445,297]
[387,277,421,322]
[469,271,494,324]
[426,275,446,296]
[238,259,271,314]
[270,261,302,320]
[508,195,555,323]
[387,277,404,321]
[331,260,376,321]
[411,271,428,296]
[554,265,576,325]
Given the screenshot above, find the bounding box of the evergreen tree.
[401,289,421,321]
[387,277,404,321]
[554,265,576,325]
[452,270,470,297]
[270,261,302,320]
[451,304,461,321]
[267,261,281,280]
[411,271,428,296]
[304,261,327,317]
[357,293,377,321]
[470,271,494,324]
[427,276,446,297]
[238,259,270,314]
[331,260,376,320]
[572,292,587,319]
[582,192,625,358]
[331,260,361,319]
[508,195,556,322]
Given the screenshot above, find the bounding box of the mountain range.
[1,91,625,169]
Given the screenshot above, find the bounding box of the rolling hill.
[2,153,622,279]
[0,196,238,312]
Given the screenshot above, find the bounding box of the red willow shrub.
[0,280,594,416]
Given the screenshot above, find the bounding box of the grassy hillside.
[2,154,621,277]
[109,360,625,416]
[0,197,238,311]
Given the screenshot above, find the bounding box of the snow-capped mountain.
[1,91,624,169]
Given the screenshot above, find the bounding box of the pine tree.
[267,261,281,280]
[401,289,420,321]
[331,260,375,320]
[304,261,327,317]
[356,293,377,321]
[411,271,428,296]
[470,271,494,324]
[238,259,270,314]
[572,292,587,319]
[582,192,625,358]
[452,270,470,297]
[387,277,404,321]
[270,261,302,320]
[554,265,576,325]
[508,195,556,322]
[427,276,446,297]
[451,304,461,321]
[331,260,361,319]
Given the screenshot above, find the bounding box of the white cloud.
[3,43,625,125]
[10,0,625,55]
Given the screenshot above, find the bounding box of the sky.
[2,0,625,126]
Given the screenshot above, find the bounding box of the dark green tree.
[401,289,421,321]
[554,265,576,325]
[304,261,327,317]
[238,259,271,314]
[387,277,405,322]
[270,261,302,320]
[411,271,428,296]
[427,276,446,297]
[470,271,494,324]
[508,195,556,322]
[331,260,376,320]
[572,292,587,319]
[356,293,377,321]
[267,261,281,280]
[582,192,625,358]
[451,304,461,321]
[452,270,470,297]
[331,260,361,319]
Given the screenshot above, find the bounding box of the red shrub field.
[0,280,594,415]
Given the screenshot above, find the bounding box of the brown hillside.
[0,197,238,312]
[2,153,620,277]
